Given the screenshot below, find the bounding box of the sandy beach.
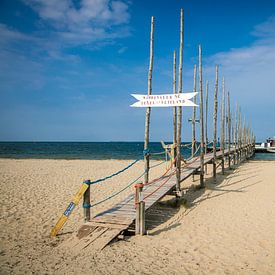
[0,158,275,274]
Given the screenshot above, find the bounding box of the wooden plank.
[93,216,133,225]
[86,221,129,230]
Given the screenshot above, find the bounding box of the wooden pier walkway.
[67,148,240,252]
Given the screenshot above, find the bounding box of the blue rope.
[143,148,150,156]
[83,203,91,209]
[81,149,166,188]
[88,171,146,208]
[83,158,140,185]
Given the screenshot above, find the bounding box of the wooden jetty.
[68,144,254,252]
[54,9,257,254]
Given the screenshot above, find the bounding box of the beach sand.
[0,158,275,274]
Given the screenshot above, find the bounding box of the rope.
[143,169,176,201]
[143,157,176,187]
[84,158,140,186]
[89,171,146,208]
[181,142,193,148]
[149,160,167,169]
[186,144,201,161]
[149,151,166,156]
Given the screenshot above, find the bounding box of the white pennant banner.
[130,92,198,108]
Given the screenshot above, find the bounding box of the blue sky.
[0,0,275,142]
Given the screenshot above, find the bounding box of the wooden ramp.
[68,149,233,252]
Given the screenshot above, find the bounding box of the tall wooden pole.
[221,77,225,174]
[238,108,242,163]
[199,45,205,188]
[191,64,197,158]
[234,103,238,165]
[173,50,177,166]
[205,80,209,155]
[243,117,246,160]
[227,91,231,169]
[213,65,219,182]
[176,9,184,194]
[232,114,235,165]
[144,16,154,184]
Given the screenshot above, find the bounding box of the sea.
[0,142,274,161]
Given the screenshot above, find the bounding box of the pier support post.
[199,45,205,188]
[140,201,146,235]
[144,16,154,185]
[227,91,231,169]
[176,9,184,195]
[135,184,145,235]
[191,64,197,182]
[213,65,219,183]
[83,180,91,222]
[205,80,209,175]
[221,78,225,174]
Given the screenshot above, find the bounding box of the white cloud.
[251,15,275,42]
[21,0,131,47]
[202,16,275,141]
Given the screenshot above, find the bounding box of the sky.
[0,0,275,142]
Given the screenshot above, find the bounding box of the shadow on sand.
[144,161,262,236]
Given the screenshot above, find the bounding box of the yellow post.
[50,180,91,237]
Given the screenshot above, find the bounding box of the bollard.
[83,180,91,223]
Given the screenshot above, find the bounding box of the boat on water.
[255,137,275,153]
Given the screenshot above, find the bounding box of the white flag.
[130,92,198,108]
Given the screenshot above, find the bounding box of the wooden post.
[173,50,177,166]
[191,64,197,182]
[205,80,209,174]
[227,91,231,169]
[140,201,146,235]
[244,121,247,159]
[238,109,242,163]
[191,64,197,159]
[176,9,184,194]
[83,180,91,222]
[135,183,144,235]
[199,45,205,188]
[221,77,225,174]
[144,16,154,185]
[234,104,238,165]
[205,80,209,155]
[232,115,236,165]
[213,65,219,182]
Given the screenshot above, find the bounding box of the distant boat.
[255,137,275,153]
